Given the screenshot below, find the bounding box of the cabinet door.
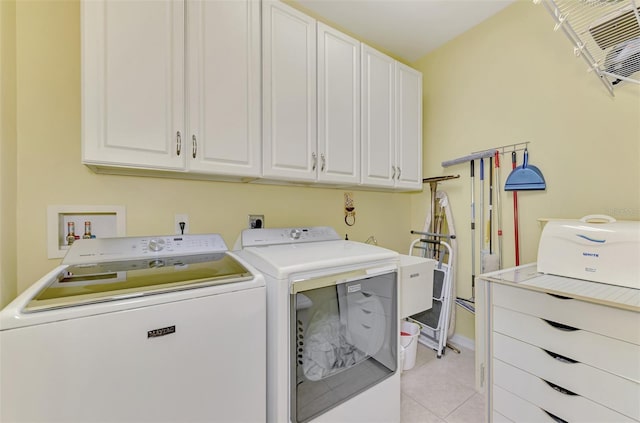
[262,1,317,182]
[82,0,185,170]
[187,0,261,177]
[316,23,360,184]
[361,45,395,188]
[395,63,423,190]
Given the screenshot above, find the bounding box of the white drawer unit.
[476,264,640,423]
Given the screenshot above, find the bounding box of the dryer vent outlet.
[248,215,264,229]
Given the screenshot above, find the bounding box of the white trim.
[448,333,475,351]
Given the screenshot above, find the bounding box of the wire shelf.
[536,0,640,95]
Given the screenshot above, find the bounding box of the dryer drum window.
[290,271,398,423]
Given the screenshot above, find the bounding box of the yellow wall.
[412,2,640,339]
[8,0,414,296]
[285,0,409,64]
[1,0,18,308]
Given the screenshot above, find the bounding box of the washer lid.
[25,252,253,313]
[240,240,398,279]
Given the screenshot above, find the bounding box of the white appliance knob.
[148,239,165,252]
[290,228,302,240]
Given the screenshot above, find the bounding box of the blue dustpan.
[504,149,546,191]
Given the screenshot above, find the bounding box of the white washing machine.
[234,227,400,423]
[1,234,266,423]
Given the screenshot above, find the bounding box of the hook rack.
[442,142,531,168]
[473,142,530,156]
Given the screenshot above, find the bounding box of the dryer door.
[290,270,397,423]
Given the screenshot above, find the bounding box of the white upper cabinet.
[82,0,186,170]
[317,23,361,185]
[361,46,423,190]
[395,62,423,190]
[361,46,396,188]
[82,0,261,178]
[187,0,261,177]
[262,1,317,182]
[262,3,361,185]
[82,0,421,190]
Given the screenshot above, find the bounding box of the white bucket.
[400,320,420,371]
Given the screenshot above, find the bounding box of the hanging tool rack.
[441,142,530,168]
[441,142,533,314]
[534,0,640,96]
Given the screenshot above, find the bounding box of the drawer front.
[493,306,640,382]
[493,359,635,423]
[494,385,564,423]
[494,332,640,420]
[492,283,640,345]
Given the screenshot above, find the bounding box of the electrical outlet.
[175,214,189,235]
[248,214,264,229]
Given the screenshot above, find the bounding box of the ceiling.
[295,0,516,63]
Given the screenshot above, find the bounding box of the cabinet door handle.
[176,131,182,156]
[543,349,578,364]
[192,135,197,159]
[321,153,326,172]
[397,167,401,179]
[543,379,578,396]
[312,152,317,171]
[542,409,568,423]
[542,319,579,332]
[547,293,573,300]
[391,166,397,179]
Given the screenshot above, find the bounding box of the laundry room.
[1,0,639,422]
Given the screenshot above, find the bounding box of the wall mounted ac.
[536,0,640,95]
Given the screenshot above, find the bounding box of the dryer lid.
[239,240,398,279]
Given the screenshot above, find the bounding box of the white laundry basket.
[400,320,420,371]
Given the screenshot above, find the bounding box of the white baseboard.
[448,333,475,351]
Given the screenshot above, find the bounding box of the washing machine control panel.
[241,226,341,247]
[63,234,229,264]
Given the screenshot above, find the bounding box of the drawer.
[494,385,566,423]
[493,359,635,422]
[492,283,640,345]
[494,332,640,420]
[493,306,640,382]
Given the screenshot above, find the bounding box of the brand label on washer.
[347,284,361,293]
[148,325,176,338]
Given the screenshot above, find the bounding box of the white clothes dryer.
[1,234,266,423]
[234,227,400,423]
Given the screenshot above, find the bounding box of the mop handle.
[511,151,520,266]
[470,161,475,233]
[470,160,475,290]
[479,158,485,274]
[495,151,503,269]
[489,156,493,254]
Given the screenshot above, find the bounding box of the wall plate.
[248,215,265,229]
[47,205,126,259]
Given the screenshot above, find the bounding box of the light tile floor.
[401,342,486,423]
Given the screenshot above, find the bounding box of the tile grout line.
[401,391,447,423]
[441,390,478,422]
